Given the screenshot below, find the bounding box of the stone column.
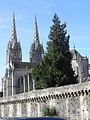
[12,70,14,96]
[29,73,33,91]
[2,79,6,97]
[28,73,30,92]
[12,62,16,96]
[19,77,22,93]
[6,78,9,96]
[23,75,25,93]
[2,78,3,94]
[2,79,4,97]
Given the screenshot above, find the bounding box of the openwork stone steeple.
[34,16,39,45]
[29,16,44,64]
[10,13,17,47]
[6,13,22,66]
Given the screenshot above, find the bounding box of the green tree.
[32,14,77,89]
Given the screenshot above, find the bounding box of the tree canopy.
[32,14,77,89]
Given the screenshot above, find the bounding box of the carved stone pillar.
[23,75,25,93]
[9,70,16,95]
[28,73,30,92]
[12,70,14,96]
[12,63,16,96]
[2,79,6,97]
[6,78,9,96]
[19,77,22,93]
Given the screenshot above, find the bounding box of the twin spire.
[8,13,44,64]
[10,13,17,43]
[10,14,39,45]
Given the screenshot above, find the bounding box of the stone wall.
[0,82,90,120]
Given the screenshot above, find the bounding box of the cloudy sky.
[0,0,90,89]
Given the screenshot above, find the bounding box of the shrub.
[42,106,58,116]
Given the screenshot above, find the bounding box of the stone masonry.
[0,81,90,120]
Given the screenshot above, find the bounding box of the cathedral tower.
[3,14,22,97]
[6,13,22,67]
[29,16,44,64]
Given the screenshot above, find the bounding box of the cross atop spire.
[10,13,17,44]
[33,16,39,44]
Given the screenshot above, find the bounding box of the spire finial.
[13,12,15,22]
[10,13,17,43]
[33,16,39,45]
[35,15,38,26]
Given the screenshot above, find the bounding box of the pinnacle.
[10,13,17,43]
[33,16,39,44]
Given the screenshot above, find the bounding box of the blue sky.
[0,0,90,89]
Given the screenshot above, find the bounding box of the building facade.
[2,14,44,97]
[71,49,89,83]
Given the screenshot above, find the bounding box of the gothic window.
[17,76,24,93]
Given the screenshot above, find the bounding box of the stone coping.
[0,81,90,103]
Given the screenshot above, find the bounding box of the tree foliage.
[32,14,77,89]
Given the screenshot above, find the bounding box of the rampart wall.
[0,82,90,120]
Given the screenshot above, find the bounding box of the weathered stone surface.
[71,49,89,83]
[0,82,90,120]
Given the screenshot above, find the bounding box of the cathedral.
[71,49,90,83]
[2,14,44,97]
[2,14,90,97]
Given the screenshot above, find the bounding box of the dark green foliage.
[42,106,58,117]
[32,14,77,89]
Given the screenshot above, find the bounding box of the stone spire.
[6,13,22,66]
[33,16,40,49]
[29,16,44,64]
[10,13,17,47]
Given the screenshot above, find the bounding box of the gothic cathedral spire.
[29,16,44,64]
[33,16,40,49]
[10,13,17,47]
[6,13,22,66]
